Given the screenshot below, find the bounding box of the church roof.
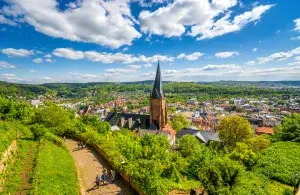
[151,61,164,98]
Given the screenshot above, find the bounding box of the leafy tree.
[170,113,190,131]
[218,116,253,148]
[140,134,170,160]
[179,135,201,157]
[30,124,47,140]
[229,142,257,169]
[245,135,270,152]
[198,157,242,195]
[274,114,300,142]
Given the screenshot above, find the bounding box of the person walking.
[95,174,101,189]
[110,170,115,183]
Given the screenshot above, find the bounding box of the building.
[105,62,176,145]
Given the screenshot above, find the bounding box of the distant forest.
[0,81,299,103]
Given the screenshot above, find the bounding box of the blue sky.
[0,0,299,83]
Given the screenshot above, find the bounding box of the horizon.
[0,0,300,84]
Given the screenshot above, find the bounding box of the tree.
[198,157,242,195]
[245,135,270,152]
[218,116,253,148]
[170,113,190,131]
[179,135,201,158]
[229,142,257,169]
[275,113,300,142]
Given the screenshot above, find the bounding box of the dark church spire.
[151,61,164,98]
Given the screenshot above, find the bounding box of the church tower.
[150,61,168,130]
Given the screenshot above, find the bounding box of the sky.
[0,0,299,84]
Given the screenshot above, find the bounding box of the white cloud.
[291,36,300,40]
[122,47,129,52]
[257,47,300,64]
[295,56,300,61]
[53,48,84,60]
[4,0,141,49]
[252,48,258,52]
[105,68,136,74]
[44,54,52,58]
[0,14,17,26]
[293,18,300,32]
[177,52,204,61]
[245,61,255,65]
[29,69,38,73]
[0,61,16,69]
[2,48,34,57]
[144,63,152,68]
[288,61,300,66]
[127,65,142,69]
[139,1,273,40]
[33,58,43,63]
[45,58,55,62]
[215,51,239,58]
[53,48,174,64]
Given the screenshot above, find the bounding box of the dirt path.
[66,139,137,195]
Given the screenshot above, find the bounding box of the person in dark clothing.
[95,175,101,188]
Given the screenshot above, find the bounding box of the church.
[105,62,177,145]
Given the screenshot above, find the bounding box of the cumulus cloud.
[177,52,204,61]
[105,68,137,74]
[295,56,300,61]
[143,63,152,68]
[139,0,273,40]
[127,65,142,69]
[2,48,34,57]
[53,48,84,60]
[252,48,258,52]
[3,0,141,49]
[257,47,300,64]
[0,61,16,69]
[291,36,300,40]
[29,69,38,73]
[215,51,239,58]
[245,61,255,65]
[0,15,17,26]
[293,18,300,32]
[44,54,52,58]
[53,48,174,64]
[33,58,43,63]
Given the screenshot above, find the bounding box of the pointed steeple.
[151,61,164,98]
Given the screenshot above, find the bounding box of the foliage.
[229,142,257,169]
[254,142,300,185]
[274,113,300,142]
[170,113,190,131]
[198,157,242,195]
[31,140,79,195]
[218,116,253,148]
[245,135,270,152]
[30,124,47,140]
[179,135,202,158]
[81,115,110,134]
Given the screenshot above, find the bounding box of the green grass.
[0,121,33,160]
[2,140,39,194]
[0,121,17,160]
[253,141,300,185]
[31,140,79,195]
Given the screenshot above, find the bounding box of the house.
[177,126,220,145]
[256,127,274,135]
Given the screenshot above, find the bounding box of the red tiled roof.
[256,127,274,135]
[161,123,177,139]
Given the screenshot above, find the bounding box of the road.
[66,139,136,195]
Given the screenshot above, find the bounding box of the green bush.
[254,142,300,185]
